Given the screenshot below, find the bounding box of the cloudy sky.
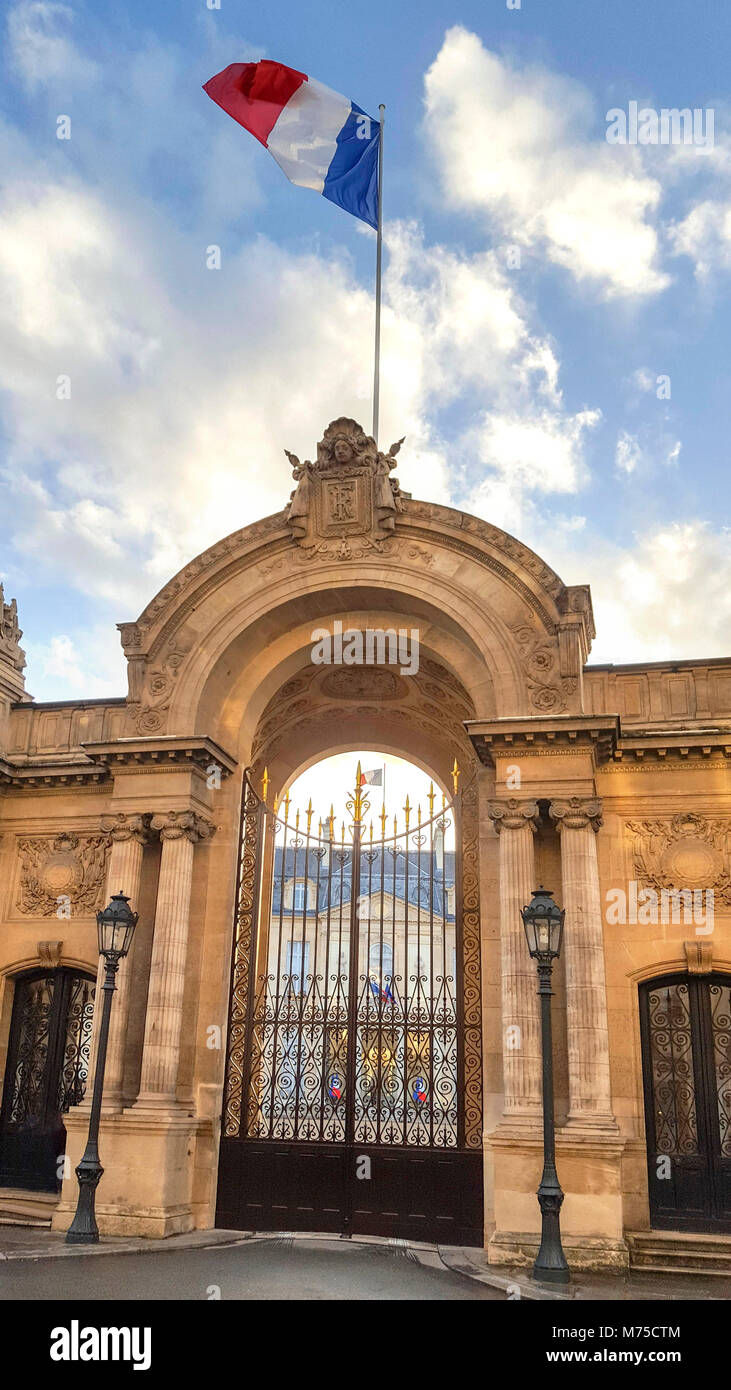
[1,0,730,700]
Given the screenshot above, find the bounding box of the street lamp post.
[65,891,138,1245]
[520,886,570,1285]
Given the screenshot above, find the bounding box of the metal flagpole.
[372,103,385,444]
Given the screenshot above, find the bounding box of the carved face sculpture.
[333,437,354,465]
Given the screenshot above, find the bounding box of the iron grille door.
[0,969,95,1192]
[640,973,731,1233]
[217,771,483,1244]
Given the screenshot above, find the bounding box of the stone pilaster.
[549,797,615,1130]
[81,813,149,1114]
[488,799,542,1125]
[135,811,214,1109]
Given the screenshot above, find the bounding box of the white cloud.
[423,28,668,299]
[615,430,642,475]
[8,1,99,90]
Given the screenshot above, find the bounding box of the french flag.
[203,60,380,229]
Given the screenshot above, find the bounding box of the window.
[369,941,393,982]
[285,940,310,993]
[292,882,306,912]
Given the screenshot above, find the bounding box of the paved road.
[0,1236,501,1301]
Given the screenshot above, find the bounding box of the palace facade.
[0,416,729,1272]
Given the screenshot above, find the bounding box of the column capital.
[151,810,215,844]
[100,812,150,844]
[550,796,602,833]
[488,798,539,833]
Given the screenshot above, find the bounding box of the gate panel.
[217,767,483,1244]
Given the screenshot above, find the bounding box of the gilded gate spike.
[393,814,398,838]
[273,791,280,814]
[328,804,336,841]
[283,788,291,823]
[347,759,369,827]
[295,807,300,832]
[427,782,435,817]
[306,798,314,833]
[261,766,269,803]
[452,758,460,796]
[403,795,411,831]
[379,802,387,837]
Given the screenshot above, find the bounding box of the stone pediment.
[284,417,408,558]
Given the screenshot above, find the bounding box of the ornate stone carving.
[151,811,215,844]
[488,799,540,833]
[100,813,150,845]
[625,814,731,905]
[16,831,110,916]
[130,631,195,733]
[510,623,567,714]
[37,940,63,968]
[320,667,404,701]
[285,418,407,557]
[684,940,713,975]
[0,582,26,674]
[550,797,603,833]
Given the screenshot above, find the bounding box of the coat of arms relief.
[285,417,408,559]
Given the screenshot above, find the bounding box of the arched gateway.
[1,417,730,1269]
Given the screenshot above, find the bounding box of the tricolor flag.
[359,768,383,787]
[203,59,380,228]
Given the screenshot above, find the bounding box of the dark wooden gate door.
[640,974,731,1233]
[0,968,96,1191]
[216,769,483,1245]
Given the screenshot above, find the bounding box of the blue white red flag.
[203,59,380,228]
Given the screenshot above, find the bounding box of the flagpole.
[372,103,385,445]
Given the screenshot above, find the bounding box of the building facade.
[0,416,729,1270]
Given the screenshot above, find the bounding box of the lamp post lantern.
[520,885,570,1284]
[65,891,138,1245]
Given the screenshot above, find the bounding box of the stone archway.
[51,416,600,1249]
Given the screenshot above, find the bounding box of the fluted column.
[135,811,214,1108]
[82,814,149,1113]
[488,799,542,1123]
[550,797,614,1128]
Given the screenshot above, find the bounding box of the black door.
[216,772,484,1245]
[0,969,96,1192]
[640,974,731,1233]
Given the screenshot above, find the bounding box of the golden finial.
[295,807,300,833]
[427,782,435,818]
[379,802,387,838]
[328,804,336,841]
[261,766,269,803]
[442,791,447,812]
[283,787,291,824]
[417,802,422,827]
[341,820,346,844]
[369,821,373,844]
[393,814,398,838]
[452,758,460,796]
[273,791,280,815]
[346,759,370,828]
[404,795,411,831]
[306,798,314,833]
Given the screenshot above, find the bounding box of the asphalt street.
[0,1235,502,1301]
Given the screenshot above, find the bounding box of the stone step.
[627,1229,731,1276]
[0,1188,58,1227]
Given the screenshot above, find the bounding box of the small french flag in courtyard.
[203,59,380,228]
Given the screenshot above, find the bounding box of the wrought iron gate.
[0,968,96,1191]
[216,766,483,1245]
[640,974,731,1232]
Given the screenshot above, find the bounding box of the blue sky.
[0,0,730,700]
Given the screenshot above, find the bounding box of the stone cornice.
[610,729,731,762]
[467,715,620,766]
[81,735,238,777]
[0,755,109,790]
